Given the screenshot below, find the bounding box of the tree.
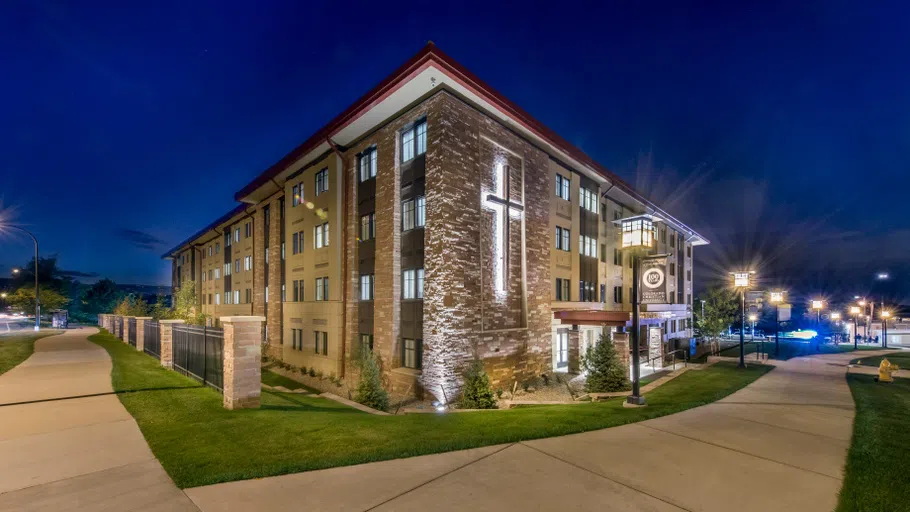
[112,295,149,317]
[696,287,738,344]
[6,286,69,314]
[460,359,497,409]
[582,331,630,393]
[80,278,121,317]
[354,346,390,412]
[170,281,206,325]
[150,295,171,320]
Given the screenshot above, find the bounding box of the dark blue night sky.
[1,1,907,304]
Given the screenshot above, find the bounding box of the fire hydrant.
[877,359,900,383]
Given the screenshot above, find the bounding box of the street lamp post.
[618,214,657,407]
[731,271,754,368]
[770,291,784,357]
[858,300,868,340]
[4,226,40,331]
[850,306,861,349]
[811,300,823,350]
[831,312,841,344]
[881,310,891,349]
[748,313,758,360]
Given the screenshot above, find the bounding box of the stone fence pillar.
[614,333,631,380]
[124,317,134,343]
[567,329,581,374]
[135,317,152,352]
[158,320,185,369]
[221,316,264,410]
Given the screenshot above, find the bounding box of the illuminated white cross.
[482,163,523,294]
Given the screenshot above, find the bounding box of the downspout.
[327,137,347,379]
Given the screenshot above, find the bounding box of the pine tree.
[460,359,497,409]
[354,346,390,412]
[582,331,631,393]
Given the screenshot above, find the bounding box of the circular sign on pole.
[642,267,665,289]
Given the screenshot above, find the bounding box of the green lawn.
[89,329,772,489]
[262,369,320,393]
[852,351,910,369]
[838,374,910,511]
[0,331,59,376]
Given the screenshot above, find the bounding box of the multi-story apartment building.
[164,43,708,402]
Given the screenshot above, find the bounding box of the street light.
[1,226,39,331]
[850,306,861,348]
[730,270,755,368]
[881,310,892,349]
[811,300,824,325]
[769,291,785,357]
[875,272,890,312]
[619,214,657,407]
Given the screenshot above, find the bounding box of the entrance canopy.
[553,310,629,326]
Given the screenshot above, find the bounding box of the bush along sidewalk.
[459,359,497,409]
[354,346,390,412]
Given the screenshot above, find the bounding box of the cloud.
[117,229,167,250]
[59,269,100,278]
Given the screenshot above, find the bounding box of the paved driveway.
[186,350,890,512]
[0,327,197,512]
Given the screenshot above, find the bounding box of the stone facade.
[221,316,264,409]
[158,319,184,369]
[135,317,152,352]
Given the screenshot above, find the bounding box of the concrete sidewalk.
[186,350,892,512]
[0,327,197,512]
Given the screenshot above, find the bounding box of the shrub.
[495,388,504,399]
[460,360,497,409]
[582,331,630,393]
[308,368,316,377]
[354,347,389,411]
[299,366,307,375]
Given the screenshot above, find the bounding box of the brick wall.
[422,91,552,402]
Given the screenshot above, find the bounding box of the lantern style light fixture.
[770,291,784,303]
[849,306,861,349]
[615,213,661,407]
[811,300,824,310]
[729,270,755,368]
[620,214,657,249]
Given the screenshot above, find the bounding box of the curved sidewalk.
[0,327,197,511]
[186,350,890,512]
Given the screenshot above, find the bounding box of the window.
[208,246,213,257]
[555,173,570,200]
[234,259,240,273]
[402,196,425,231]
[360,274,374,300]
[614,209,621,221]
[201,272,206,283]
[244,256,252,271]
[314,331,328,355]
[224,291,231,305]
[401,120,426,163]
[292,280,300,302]
[215,293,221,305]
[245,222,251,238]
[687,244,692,257]
[291,329,299,350]
[579,280,595,302]
[555,278,570,301]
[555,226,570,251]
[669,262,676,276]
[360,213,375,241]
[215,242,220,254]
[402,338,422,369]
[234,228,240,243]
[614,248,622,266]
[601,203,607,221]
[223,263,231,277]
[314,223,329,248]
[208,293,212,304]
[281,242,285,260]
[224,231,231,247]
[315,277,329,301]
[359,147,377,182]
[687,269,692,282]
[292,230,304,254]
[359,334,374,353]
[580,188,598,214]
[600,244,606,263]
[687,293,692,305]
[233,290,240,304]
[214,268,220,279]
[600,284,606,303]
[315,168,328,195]
[670,233,676,248]
[245,289,251,303]
[579,235,597,258]
[292,183,303,207]
[556,330,568,368]
[265,286,268,303]
[402,268,424,299]
[296,280,303,301]
[614,286,623,303]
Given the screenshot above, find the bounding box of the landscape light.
[770,291,784,303]
[748,313,757,322]
[850,306,861,315]
[881,310,892,319]
[732,271,754,288]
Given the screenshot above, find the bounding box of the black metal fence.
[172,324,224,392]
[144,320,160,358]
[117,316,124,340]
[127,318,137,347]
